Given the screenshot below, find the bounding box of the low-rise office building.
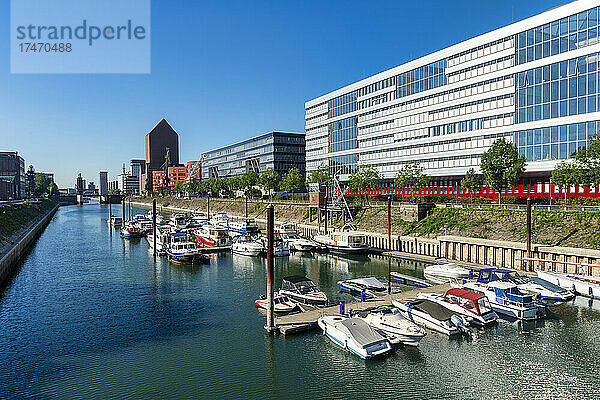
[305,0,600,186]
[201,131,305,180]
[0,151,25,199]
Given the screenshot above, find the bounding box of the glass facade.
[395,59,447,99]
[328,90,359,118]
[516,7,600,64]
[329,154,358,175]
[516,53,600,123]
[515,120,598,162]
[328,116,358,153]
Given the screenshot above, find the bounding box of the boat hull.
[392,300,459,335]
[538,271,600,299]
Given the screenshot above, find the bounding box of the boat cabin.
[331,232,366,247]
[442,288,494,317]
[477,268,528,285]
[488,281,536,304]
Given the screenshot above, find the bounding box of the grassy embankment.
[135,197,600,250]
[0,199,58,249]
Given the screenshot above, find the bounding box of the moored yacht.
[120,223,141,238]
[392,298,471,335]
[424,263,470,283]
[337,277,387,299]
[351,307,426,346]
[279,276,328,306]
[457,280,546,320]
[165,233,209,264]
[279,231,315,252]
[194,225,232,247]
[254,293,297,313]
[312,225,369,255]
[232,235,263,256]
[477,268,574,304]
[317,315,393,359]
[537,270,600,299]
[417,288,498,326]
[228,217,260,236]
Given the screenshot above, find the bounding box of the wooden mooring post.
[152,199,157,258]
[388,195,392,294]
[265,204,276,333]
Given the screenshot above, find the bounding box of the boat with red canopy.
[417,288,498,326]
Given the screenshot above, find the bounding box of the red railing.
[333,184,600,202]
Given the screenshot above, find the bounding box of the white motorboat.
[424,263,470,283]
[228,217,260,236]
[337,277,387,299]
[255,293,297,313]
[232,235,263,256]
[351,307,426,346]
[164,233,210,264]
[416,288,498,326]
[279,232,315,252]
[194,225,232,247]
[538,270,600,299]
[392,298,471,335]
[169,213,188,230]
[458,280,546,320]
[312,225,369,255]
[279,276,328,306]
[318,315,393,359]
[109,216,122,226]
[146,226,170,253]
[210,213,229,228]
[258,233,290,256]
[477,268,573,304]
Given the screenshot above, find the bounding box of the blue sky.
[0,0,569,188]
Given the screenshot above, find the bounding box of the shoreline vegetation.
[0,199,59,254]
[132,196,600,250]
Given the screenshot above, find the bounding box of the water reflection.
[1,204,600,399]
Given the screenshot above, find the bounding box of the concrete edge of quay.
[0,203,63,286]
[130,198,600,277]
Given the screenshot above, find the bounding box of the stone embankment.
[0,199,63,285]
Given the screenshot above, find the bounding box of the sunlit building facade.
[305,0,600,185]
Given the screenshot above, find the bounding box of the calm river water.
[1,204,600,399]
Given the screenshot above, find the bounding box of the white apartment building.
[305,0,600,185]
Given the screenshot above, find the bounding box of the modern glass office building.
[305,0,600,185]
[201,131,305,179]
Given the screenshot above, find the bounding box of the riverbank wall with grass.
[131,196,600,276]
[0,199,62,286]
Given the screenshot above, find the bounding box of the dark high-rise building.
[0,151,25,199]
[142,119,179,193]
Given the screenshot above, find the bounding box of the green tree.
[25,165,35,197]
[348,164,381,203]
[33,173,52,197]
[280,167,303,195]
[241,170,259,197]
[460,168,483,202]
[394,161,429,200]
[228,176,243,196]
[259,168,280,198]
[174,181,187,195]
[47,182,59,197]
[551,160,586,202]
[480,138,526,203]
[307,163,331,184]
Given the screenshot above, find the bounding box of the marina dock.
[275,283,450,335]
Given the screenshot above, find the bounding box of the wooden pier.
[274,283,450,335]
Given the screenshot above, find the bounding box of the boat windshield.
[347,235,364,246]
[476,297,493,314]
